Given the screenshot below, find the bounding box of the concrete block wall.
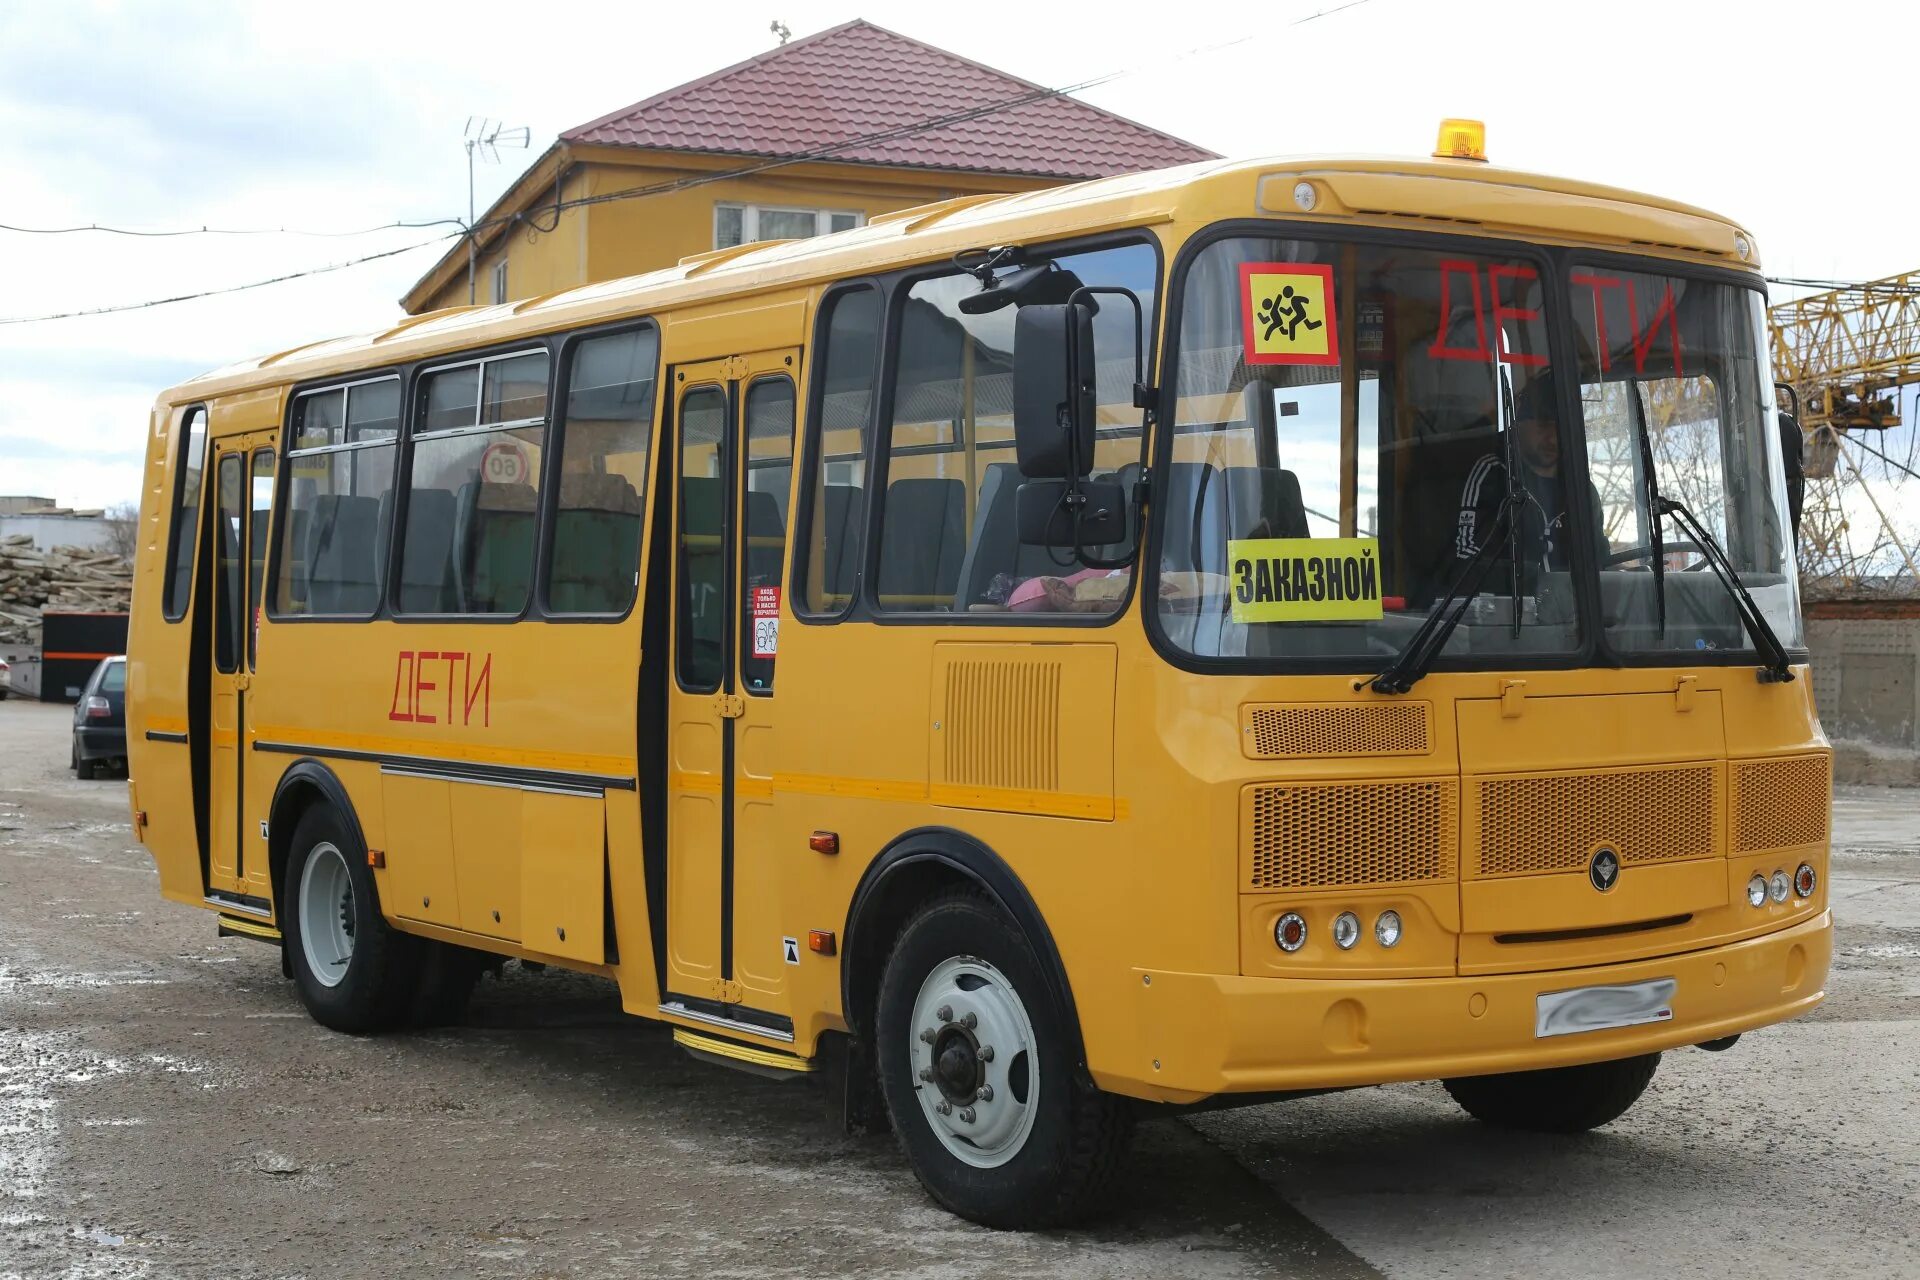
[1806,617,1920,786]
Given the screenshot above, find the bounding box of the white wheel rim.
[297,841,355,988]
[908,955,1039,1169]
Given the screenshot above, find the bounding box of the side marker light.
[808,930,836,956]
[808,830,840,855]
[368,848,386,869]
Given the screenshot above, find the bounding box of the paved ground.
[1,697,1915,1279]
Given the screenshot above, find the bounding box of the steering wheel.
[1604,540,1707,570]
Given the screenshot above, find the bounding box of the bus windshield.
[1153,231,1802,667]
[1568,266,1803,656]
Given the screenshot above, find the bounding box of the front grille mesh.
[1244,702,1430,758]
[1473,764,1719,879]
[1247,779,1456,890]
[1732,755,1830,852]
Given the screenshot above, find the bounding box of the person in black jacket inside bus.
[1454,374,1605,591]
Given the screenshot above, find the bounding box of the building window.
[713,203,864,250]
[491,258,508,304]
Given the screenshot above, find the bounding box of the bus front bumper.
[1119,911,1830,1102]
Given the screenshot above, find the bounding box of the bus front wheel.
[283,805,418,1034]
[874,889,1131,1229]
[1443,1052,1661,1133]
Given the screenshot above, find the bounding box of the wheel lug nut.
[959,1107,976,1123]
[937,1005,953,1022]
[936,1101,952,1116]
[976,1084,993,1101]
[961,1012,977,1029]
[920,1028,937,1044]
[978,1045,994,1062]
[918,1067,933,1082]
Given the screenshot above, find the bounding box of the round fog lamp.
[1332,911,1361,950]
[1374,910,1403,948]
[1795,863,1817,898]
[1746,874,1768,908]
[1770,870,1790,903]
[1274,912,1308,953]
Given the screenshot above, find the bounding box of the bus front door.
[664,350,798,1032]
[206,433,277,905]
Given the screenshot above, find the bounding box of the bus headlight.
[1332,911,1361,950]
[1374,910,1402,948]
[1747,874,1768,908]
[1274,912,1307,953]
[1770,870,1790,903]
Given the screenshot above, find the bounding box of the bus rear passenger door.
[663,349,797,1032]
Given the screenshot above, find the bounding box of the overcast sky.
[4,0,1917,512]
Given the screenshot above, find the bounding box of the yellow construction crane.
[1768,272,1920,591]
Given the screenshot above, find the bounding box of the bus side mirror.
[1013,303,1096,479]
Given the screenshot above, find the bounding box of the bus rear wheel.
[874,889,1131,1229]
[1443,1052,1660,1133]
[283,805,418,1034]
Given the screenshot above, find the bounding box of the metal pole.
[466,139,477,306]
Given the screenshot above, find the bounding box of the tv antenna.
[463,117,531,304]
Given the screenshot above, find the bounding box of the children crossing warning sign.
[1240,262,1340,366]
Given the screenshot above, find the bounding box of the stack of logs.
[0,535,133,645]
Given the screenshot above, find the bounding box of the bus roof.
[165,153,1757,405]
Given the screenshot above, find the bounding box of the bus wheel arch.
[842,828,1087,1078]
[267,760,368,920]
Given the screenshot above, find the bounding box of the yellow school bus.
[127,123,1831,1227]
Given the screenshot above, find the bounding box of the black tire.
[1444,1052,1660,1133]
[874,889,1131,1229]
[70,741,80,773]
[282,804,419,1034]
[409,942,488,1028]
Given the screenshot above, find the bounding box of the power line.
[0,216,467,239]
[0,233,461,326]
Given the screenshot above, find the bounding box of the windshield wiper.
[1368,489,1524,695]
[1629,385,1668,636]
[1656,497,1796,683]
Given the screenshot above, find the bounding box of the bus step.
[217,914,283,946]
[672,1028,814,1080]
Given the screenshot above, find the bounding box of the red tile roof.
[561,19,1215,180]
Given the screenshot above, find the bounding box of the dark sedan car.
[72,655,127,778]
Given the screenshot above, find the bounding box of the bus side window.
[741,376,795,691]
[794,286,880,617]
[547,327,657,616]
[400,351,549,616]
[162,406,208,621]
[273,379,398,618]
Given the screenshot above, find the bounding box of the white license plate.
[1534,977,1676,1039]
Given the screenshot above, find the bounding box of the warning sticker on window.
[1228,537,1382,622]
[750,586,780,658]
[1240,263,1340,366]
